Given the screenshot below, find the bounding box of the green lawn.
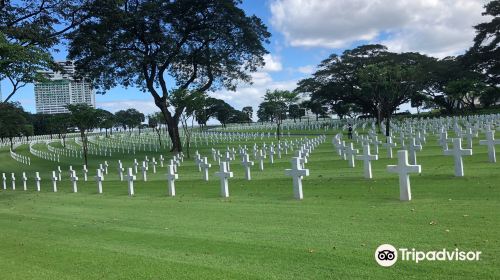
[0,131,499,279]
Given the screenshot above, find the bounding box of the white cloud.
[270,0,491,57]
[262,54,283,72]
[209,75,298,120]
[297,65,315,74]
[97,99,159,115]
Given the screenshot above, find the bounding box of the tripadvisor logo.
[375,244,482,267]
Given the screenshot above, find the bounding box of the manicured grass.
[0,131,499,279]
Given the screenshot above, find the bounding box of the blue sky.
[2,0,491,116]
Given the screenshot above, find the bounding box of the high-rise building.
[35,61,95,114]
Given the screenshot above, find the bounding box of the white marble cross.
[479,130,500,163]
[199,157,211,181]
[383,136,397,158]
[241,153,254,180]
[285,157,310,200]
[141,161,148,181]
[51,171,58,192]
[83,165,88,181]
[215,161,233,198]
[104,161,109,174]
[269,146,275,164]
[166,164,178,197]
[169,159,178,173]
[224,151,232,171]
[387,150,421,201]
[444,138,472,177]
[256,149,265,171]
[22,172,27,191]
[159,155,165,167]
[35,172,41,192]
[1,173,6,190]
[70,170,79,193]
[370,136,381,155]
[125,168,136,196]
[439,130,449,150]
[151,158,157,173]
[464,128,476,149]
[356,144,378,179]
[133,159,139,174]
[11,173,16,190]
[95,169,104,193]
[345,142,359,168]
[407,138,422,165]
[117,161,124,181]
[57,166,62,181]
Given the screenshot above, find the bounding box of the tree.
[114,109,145,134]
[171,89,206,158]
[228,110,251,123]
[67,103,98,166]
[147,112,166,147]
[479,86,500,108]
[214,100,235,128]
[465,0,500,85]
[262,89,290,139]
[257,101,273,123]
[0,102,32,148]
[0,0,91,102]
[96,109,115,137]
[51,113,72,146]
[193,97,216,129]
[297,44,431,135]
[67,0,270,152]
[301,99,326,121]
[241,106,253,123]
[114,110,129,131]
[127,109,145,134]
[288,104,302,122]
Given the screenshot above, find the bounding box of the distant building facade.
[35,61,95,114]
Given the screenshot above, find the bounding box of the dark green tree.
[66,103,97,166]
[147,112,166,147]
[67,0,270,152]
[465,0,500,85]
[241,106,253,123]
[262,89,291,139]
[0,0,90,102]
[52,113,72,146]
[214,100,235,128]
[96,109,115,137]
[0,102,32,148]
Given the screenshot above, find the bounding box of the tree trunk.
[385,117,390,137]
[277,119,281,140]
[376,108,382,134]
[155,128,162,147]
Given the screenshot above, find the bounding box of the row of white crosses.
[191,136,324,199]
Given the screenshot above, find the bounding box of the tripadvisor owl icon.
[375,244,398,267]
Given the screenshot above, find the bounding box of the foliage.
[465,0,500,85]
[67,0,270,152]
[0,0,90,102]
[66,103,98,165]
[0,102,32,147]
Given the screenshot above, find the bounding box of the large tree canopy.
[0,0,90,102]
[296,44,433,135]
[466,0,500,85]
[67,0,270,152]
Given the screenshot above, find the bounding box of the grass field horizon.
[0,129,499,279]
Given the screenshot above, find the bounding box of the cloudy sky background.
[1,0,492,119]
